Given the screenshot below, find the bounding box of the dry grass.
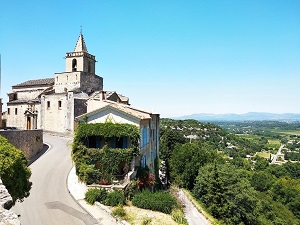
[256,151,271,159]
[119,205,178,225]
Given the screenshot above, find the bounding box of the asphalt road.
[271,144,284,164]
[12,133,98,225]
[178,190,211,225]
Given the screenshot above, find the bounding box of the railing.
[113,173,127,183]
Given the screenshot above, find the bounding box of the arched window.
[72,59,77,72]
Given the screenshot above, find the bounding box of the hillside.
[161,118,264,157]
[160,118,300,225]
[173,112,300,122]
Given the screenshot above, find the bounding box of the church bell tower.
[65,32,96,74]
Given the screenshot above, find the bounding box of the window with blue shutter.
[122,136,128,148]
[109,137,116,148]
[96,137,101,148]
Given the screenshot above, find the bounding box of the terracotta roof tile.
[13,78,54,87]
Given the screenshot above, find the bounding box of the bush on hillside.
[124,180,139,200]
[132,190,177,214]
[104,190,125,206]
[0,135,32,203]
[112,205,126,219]
[171,208,188,225]
[85,188,107,205]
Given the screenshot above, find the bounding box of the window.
[87,136,102,148]
[141,155,146,168]
[47,101,50,108]
[116,136,128,149]
[141,127,149,147]
[109,136,128,149]
[7,108,10,115]
[15,108,17,115]
[58,101,62,109]
[72,59,77,72]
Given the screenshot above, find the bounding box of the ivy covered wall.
[72,122,140,184]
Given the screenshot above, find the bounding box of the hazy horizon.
[1,1,299,117]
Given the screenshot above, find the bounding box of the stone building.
[6,33,104,133]
[76,99,160,172]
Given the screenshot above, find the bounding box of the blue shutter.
[143,128,146,146]
[123,137,128,149]
[110,137,116,148]
[96,137,101,148]
[141,129,144,147]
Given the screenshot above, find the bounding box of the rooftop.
[77,100,158,121]
[13,78,54,88]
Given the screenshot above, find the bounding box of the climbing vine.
[72,122,140,184]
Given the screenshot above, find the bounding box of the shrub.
[78,163,99,184]
[112,205,126,218]
[171,208,188,225]
[124,180,139,200]
[141,218,152,225]
[136,166,156,190]
[0,135,32,203]
[132,190,177,214]
[104,190,125,206]
[85,188,107,205]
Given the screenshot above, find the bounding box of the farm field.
[256,151,271,159]
[268,129,300,136]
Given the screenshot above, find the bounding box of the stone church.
[6,33,127,133]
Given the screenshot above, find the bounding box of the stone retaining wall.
[0,129,43,159]
[0,178,20,225]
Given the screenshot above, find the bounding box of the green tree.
[251,171,275,192]
[160,127,186,161]
[0,135,32,203]
[193,163,259,224]
[283,162,300,179]
[231,156,252,170]
[160,127,186,186]
[170,142,221,189]
[265,164,288,178]
[270,177,300,205]
[254,157,269,171]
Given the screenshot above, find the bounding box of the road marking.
[45,201,99,225]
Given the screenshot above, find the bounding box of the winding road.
[12,134,98,225]
[271,144,285,164]
[178,190,211,225]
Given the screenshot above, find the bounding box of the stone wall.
[0,130,43,159]
[0,178,20,225]
[41,93,70,133]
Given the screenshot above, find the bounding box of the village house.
[76,98,160,172]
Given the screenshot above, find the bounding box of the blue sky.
[1,0,299,117]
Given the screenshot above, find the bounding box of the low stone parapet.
[0,129,43,159]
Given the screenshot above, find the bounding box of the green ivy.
[0,135,32,203]
[72,122,140,184]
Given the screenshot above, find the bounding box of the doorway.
[26,117,31,130]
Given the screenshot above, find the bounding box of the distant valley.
[173,112,300,122]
